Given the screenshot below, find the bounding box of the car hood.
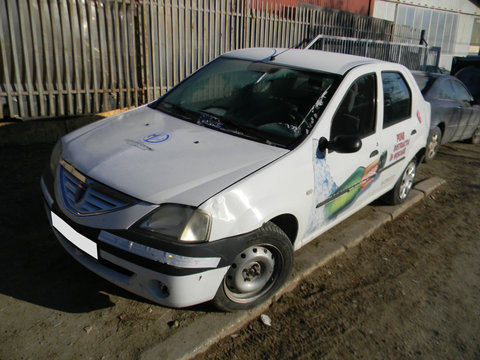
[62,106,288,206]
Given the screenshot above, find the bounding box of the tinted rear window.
[382,72,412,128]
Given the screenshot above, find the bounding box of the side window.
[450,79,473,102]
[382,72,412,128]
[330,73,376,140]
[430,79,455,100]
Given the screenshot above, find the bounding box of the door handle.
[411,129,417,135]
[369,150,379,158]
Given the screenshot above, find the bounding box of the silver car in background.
[413,71,480,162]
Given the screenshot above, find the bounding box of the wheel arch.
[435,122,445,141]
[414,147,426,164]
[268,213,298,246]
[436,121,445,134]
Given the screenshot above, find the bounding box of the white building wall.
[374,0,480,15]
[456,13,476,54]
[373,0,480,70]
[372,0,396,21]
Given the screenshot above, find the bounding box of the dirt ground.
[195,142,480,360]
[0,137,479,360]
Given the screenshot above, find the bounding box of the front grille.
[59,162,136,216]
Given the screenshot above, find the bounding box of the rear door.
[450,79,477,140]
[377,71,419,191]
[425,78,458,143]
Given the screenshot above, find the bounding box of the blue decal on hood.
[143,131,170,143]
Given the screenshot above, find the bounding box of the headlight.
[50,140,63,176]
[137,205,211,242]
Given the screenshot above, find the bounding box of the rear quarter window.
[382,72,412,128]
[430,78,455,100]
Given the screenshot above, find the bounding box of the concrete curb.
[140,177,446,360]
[413,177,446,196]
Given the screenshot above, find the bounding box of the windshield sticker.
[198,112,224,129]
[143,131,170,143]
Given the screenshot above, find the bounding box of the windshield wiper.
[155,101,196,122]
[234,124,287,148]
[196,112,255,140]
[198,111,286,148]
[197,111,285,148]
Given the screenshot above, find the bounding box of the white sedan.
[42,48,430,311]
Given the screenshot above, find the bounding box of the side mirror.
[318,135,362,154]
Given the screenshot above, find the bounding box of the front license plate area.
[51,212,98,259]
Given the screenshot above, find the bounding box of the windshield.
[151,57,339,148]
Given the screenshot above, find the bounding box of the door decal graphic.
[323,151,386,219]
[308,139,387,234]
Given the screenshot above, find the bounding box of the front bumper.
[41,171,249,308]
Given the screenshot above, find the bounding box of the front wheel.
[212,222,293,311]
[383,159,417,205]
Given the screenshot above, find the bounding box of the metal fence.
[305,35,441,71]
[0,0,424,120]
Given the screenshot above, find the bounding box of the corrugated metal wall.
[257,0,375,16]
[0,0,421,120]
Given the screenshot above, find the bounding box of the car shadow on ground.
[0,142,153,313]
[0,141,220,314]
[436,151,480,167]
[440,143,480,167]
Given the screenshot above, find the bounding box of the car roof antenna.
[268,48,290,61]
[259,49,278,62]
[268,37,311,61]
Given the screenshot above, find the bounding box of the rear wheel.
[212,222,293,311]
[383,159,417,205]
[425,126,442,162]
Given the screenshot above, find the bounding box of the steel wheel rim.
[399,162,416,200]
[224,245,280,304]
[427,132,439,158]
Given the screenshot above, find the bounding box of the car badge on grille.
[59,159,135,215]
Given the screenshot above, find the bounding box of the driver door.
[314,73,382,222]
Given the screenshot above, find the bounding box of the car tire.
[212,222,293,312]
[471,127,480,145]
[424,126,442,162]
[383,159,417,205]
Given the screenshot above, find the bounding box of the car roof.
[222,48,384,75]
[411,71,454,80]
